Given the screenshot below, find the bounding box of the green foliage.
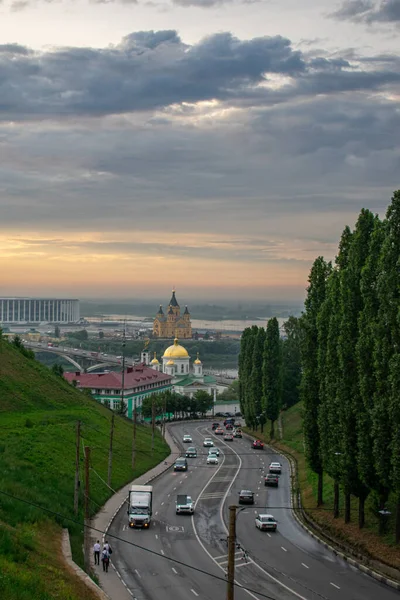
[281,316,302,409]
[66,329,88,341]
[141,390,213,419]
[0,337,169,599]
[54,325,61,338]
[218,380,239,402]
[262,317,282,438]
[51,364,64,377]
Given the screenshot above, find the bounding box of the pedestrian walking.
[93,540,101,565]
[104,540,113,556]
[101,547,110,573]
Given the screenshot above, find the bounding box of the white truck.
[127,485,153,528]
[176,494,195,515]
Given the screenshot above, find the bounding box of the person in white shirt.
[93,540,101,565]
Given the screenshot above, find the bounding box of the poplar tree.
[375,191,400,529]
[250,327,266,418]
[301,256,331,506]
[389,354,400,542]
[238,328,252,418]
[337,211,375,525]
[356,216,384,524]
[281,316,302,409]
[262,317,282,439]
[318,269,342,517]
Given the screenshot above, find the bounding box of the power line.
[0,487,282,600]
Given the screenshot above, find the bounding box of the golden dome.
[150,352,159,365]
[194,352,202,365]
[166,359,175,366]
[163,338,189,359]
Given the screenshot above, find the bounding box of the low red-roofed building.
[64,364,172,418]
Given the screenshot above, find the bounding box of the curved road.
[109,421,399,600]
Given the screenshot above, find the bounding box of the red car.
[225,424,233,430]
[252,440,264,450]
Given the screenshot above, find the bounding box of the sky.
[0,0,399,303]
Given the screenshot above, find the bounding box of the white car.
[255,514,277,531]
[269,462,282,474]
[183,435,193,443]
[207,455,219,465]
[203,438,214,447]
[208,448,220,457]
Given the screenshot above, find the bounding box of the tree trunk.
[333,481,339,518]
[270,420,275,440]
[260,423,264,433]
[344,492,351,524]
[358,495,365,529]
[317,471,323,507]
[396,496,400,544]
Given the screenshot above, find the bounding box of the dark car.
[252,440,264,450]
[212,423,220,430]
[264,474,279,487]
[235,412,242,417]
[239,490,254,505]
[185,447,197,458]
[224,418,235,426]
[174,458,188,472]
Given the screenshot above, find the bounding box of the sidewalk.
[90,427,181,600]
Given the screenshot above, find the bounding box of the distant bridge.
[23,342,135,372]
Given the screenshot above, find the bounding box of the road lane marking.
[172,568,178,574]
[161,502,164,505]
[161,550,165,555]
[191,590,199,596]
[155,511,158,515]
[301,563,309,569]
[134,569,141,578]
[330,583,340,590]
[155,534,158,539]
[267,533,271,538]
[174,487,177,490]
[281,547,287,552]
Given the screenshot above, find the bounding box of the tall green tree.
[337,211,375,525]
[249,327,266,418]
[375,191,400,533]
[238,328,252,420]
[281,316,302,409]
[262,317,282,439]
[389,354,400,542]
[301,256,331,506]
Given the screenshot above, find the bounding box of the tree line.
[141,390,214,420]
[301,190,400,540]
[239,190,400,541]
[238,315,302,437]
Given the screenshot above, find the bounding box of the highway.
[109,421,399,600]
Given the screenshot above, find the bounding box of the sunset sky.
[0,0,399,302]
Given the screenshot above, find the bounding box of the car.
[269,462,282,474]
[215,427,224,435]
[212,423,220,430]
[203,438,214,447]
[215,412,225,417]
[233,430,242,438]
[255,514,277,531]
[224,433,234,441]
[235,412,242,417]
[224,412,234,417]
[103,353,108,356]
[183,435,193,443]
[224,418,235,426]
[207,455,219,465]
[225,424,234,430]
[174,458,188,472]
[208,448,220,457]
[186,447,197,458]
[264,474,279,487]
[252,440,264,450]
[239,490,254,505]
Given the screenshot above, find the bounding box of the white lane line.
[172,567,178,574]
[168,494,170,497]
[155,534,159,539]
[174,487,177,490]
[134,569,141,578]
[330,583,340,590]
[301,563,309,569]
[161,550,165,556]
[267,533,271,538]
[155,511,158,515]
[191,590,199,596]
[281,547,287,552]
[161,502,164,505]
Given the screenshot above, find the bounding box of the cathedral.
[153,290,192,339]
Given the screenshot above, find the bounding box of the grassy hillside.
[0,338,169,599]
[245,403,400,573]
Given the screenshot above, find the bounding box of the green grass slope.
[0,339,169,599]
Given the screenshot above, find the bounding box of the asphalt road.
[109,421,399,600]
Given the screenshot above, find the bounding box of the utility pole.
[227,505,237,600]
[132,398,137,470]
[151,396,155,454]
[84,446,91,573]
[107,414,115,487]
[121,323,126,416]
[74,420,81,515]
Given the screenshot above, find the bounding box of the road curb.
[242,431,400,592]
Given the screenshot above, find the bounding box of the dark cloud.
[0,29,399,122]
[331,0,400,24]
